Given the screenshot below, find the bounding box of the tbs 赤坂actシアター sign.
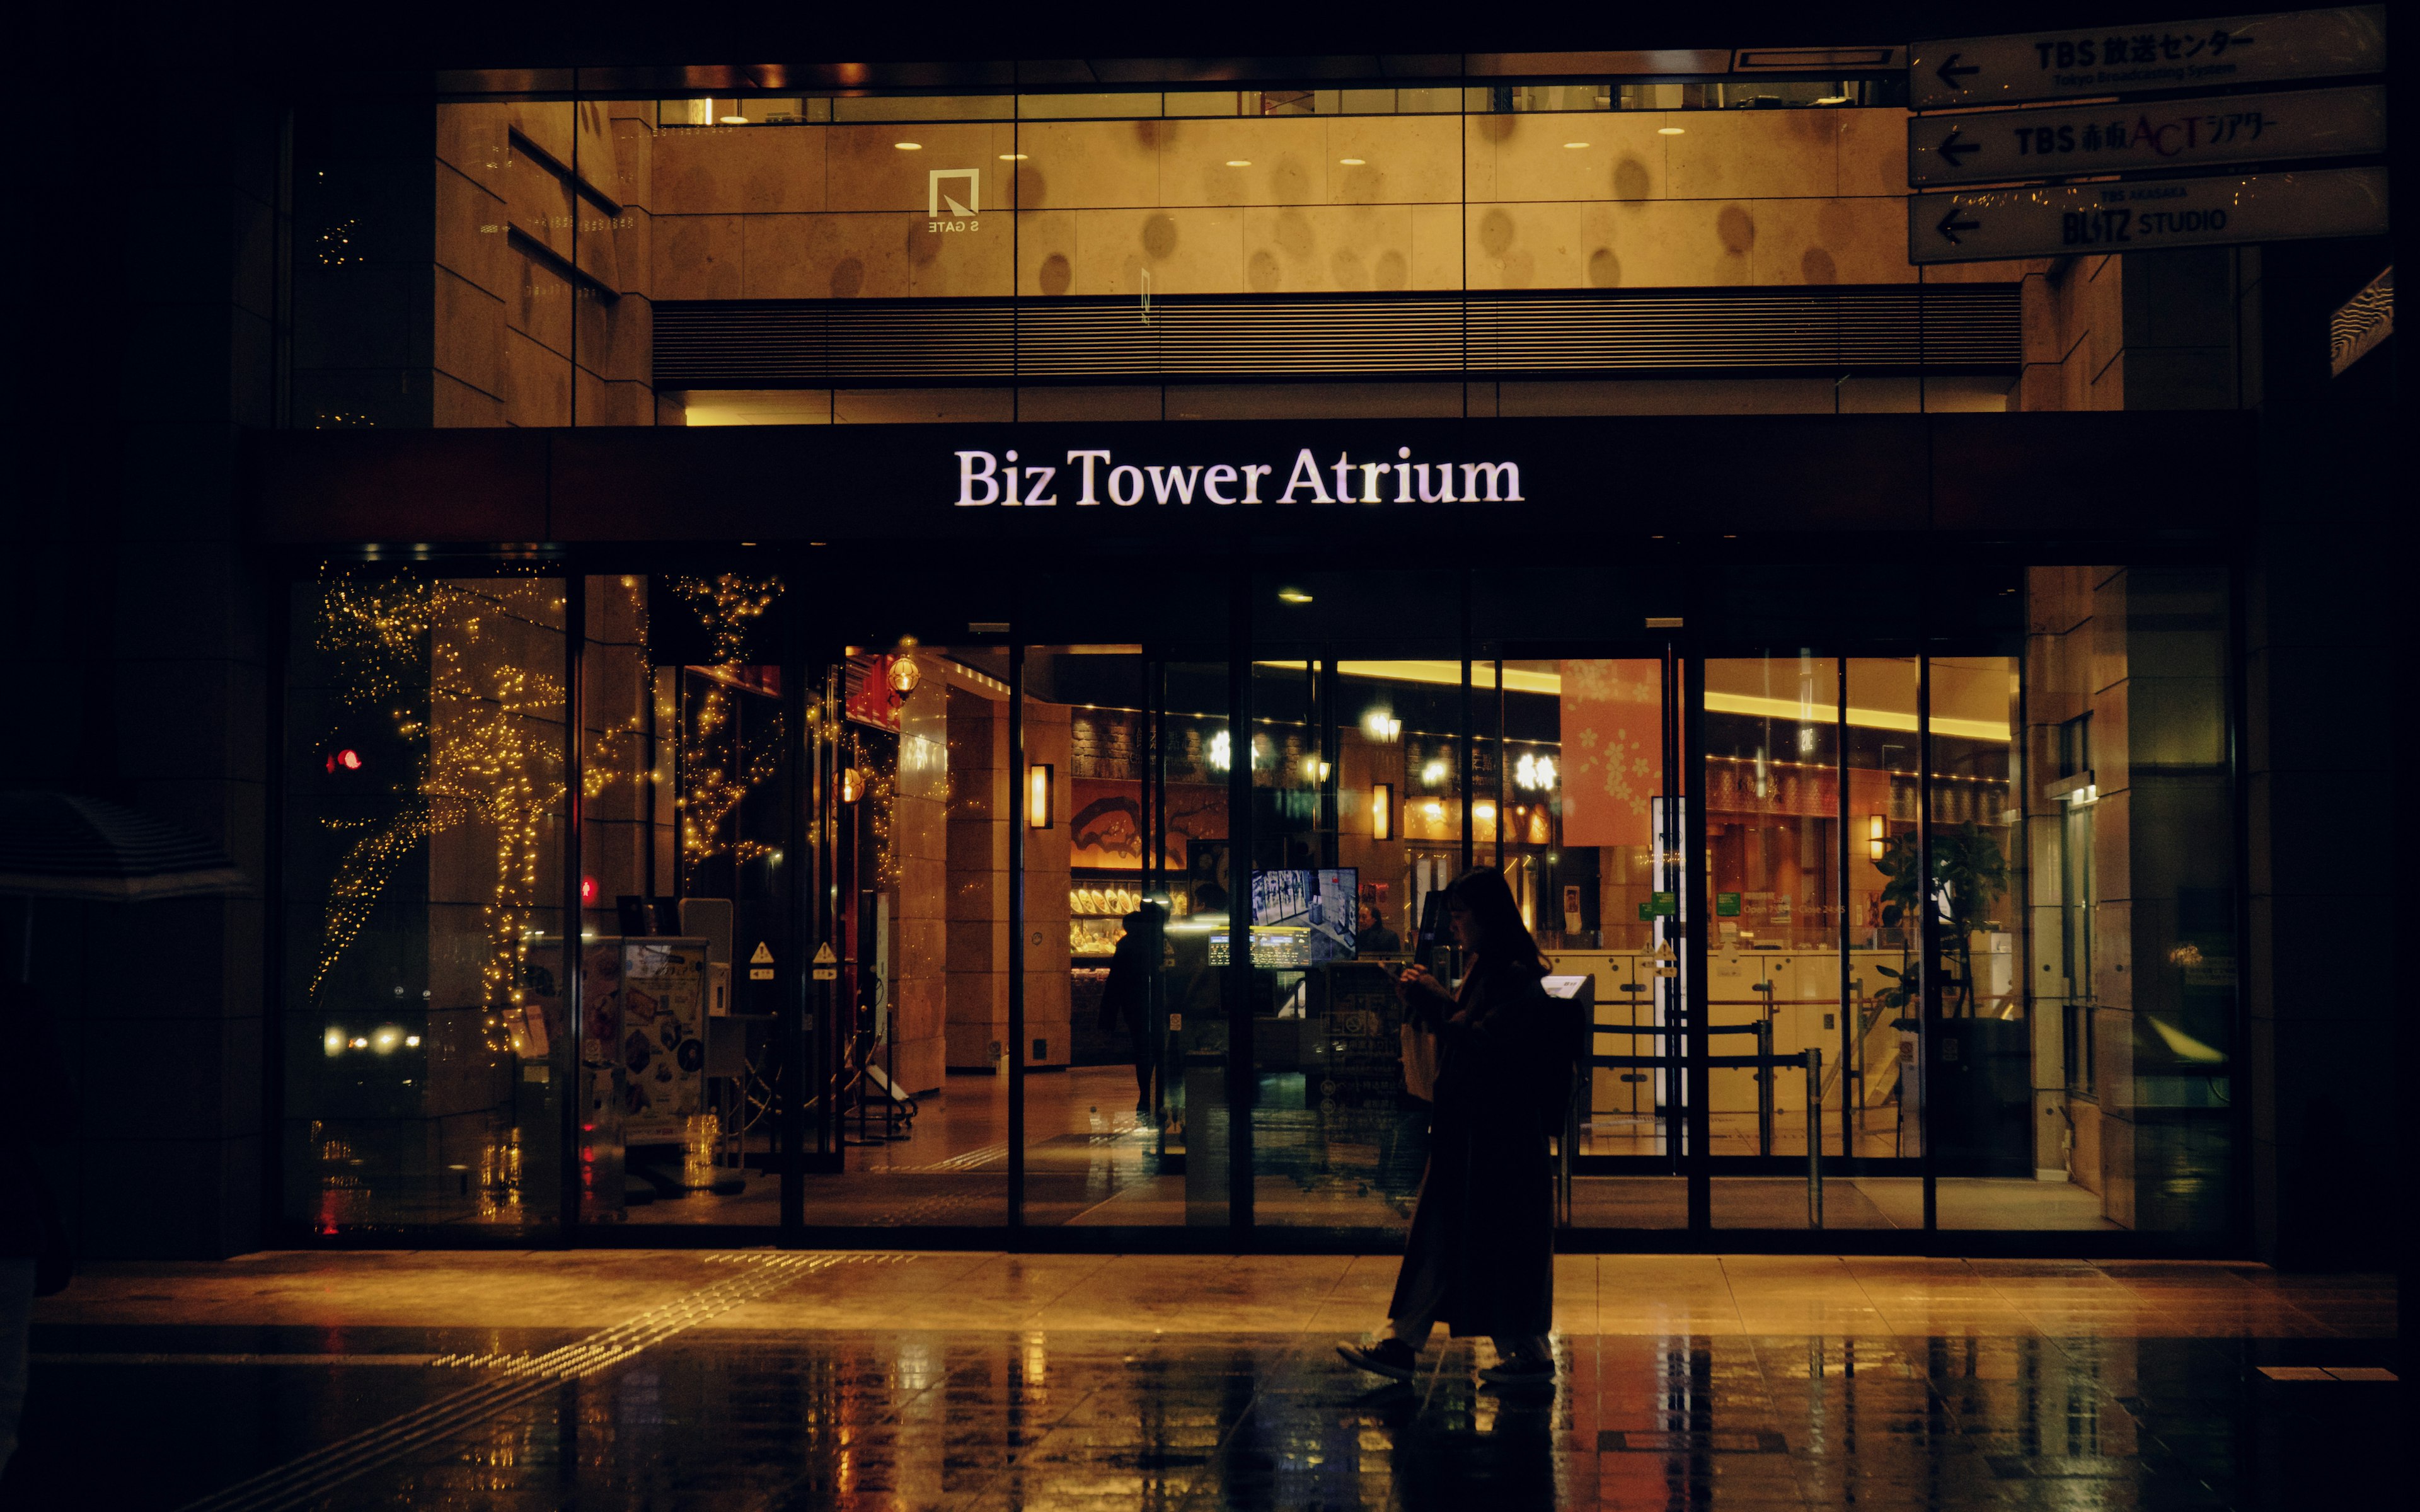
[953,446,1526,507]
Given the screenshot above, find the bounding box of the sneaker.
[1478,1356,1555,1388]
[1337,1338,1419,1381]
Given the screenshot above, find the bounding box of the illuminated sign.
[953,447,1525,507]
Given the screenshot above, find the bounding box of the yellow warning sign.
[812,942,837,964]
[749,941,775,965]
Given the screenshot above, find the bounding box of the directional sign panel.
[1911,6,2385,110]
[1910,165,2387,264]
[1909,84,2385,188]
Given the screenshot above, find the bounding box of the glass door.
[1536,653,1689,1230]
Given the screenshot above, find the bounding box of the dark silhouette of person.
[1357,902,1402,956]
[1337,866,1574,1390]
[1098,903,1166,1116]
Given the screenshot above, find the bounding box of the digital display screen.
[1250,868,1357,961]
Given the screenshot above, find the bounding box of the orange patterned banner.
[1559,660,1661,849]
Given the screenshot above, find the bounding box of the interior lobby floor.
[618,1065,2110,1231]
[6,1251,2397,1511]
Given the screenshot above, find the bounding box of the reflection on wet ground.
[4,1252,2396,1511]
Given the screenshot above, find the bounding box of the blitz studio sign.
[954,447,1528,507]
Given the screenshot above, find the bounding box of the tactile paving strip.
[174,1252,911,1512]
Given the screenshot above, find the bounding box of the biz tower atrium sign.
[953,446,1526,508]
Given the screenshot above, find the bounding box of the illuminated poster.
[1560,660,1660,849]
[1068,779,1189,871]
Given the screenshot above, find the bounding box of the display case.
[1069,878,1145,958]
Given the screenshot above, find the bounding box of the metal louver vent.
[654,287,2020,389]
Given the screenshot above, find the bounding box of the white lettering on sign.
[1908,165,2388,265]
[1911,7,2385,110]
[1906,85,2387,190]
[955,447,1523,507]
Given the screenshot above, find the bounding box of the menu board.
[618,939,710,1145]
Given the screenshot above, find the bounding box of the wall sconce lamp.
[839,767,863,804]
[1867,814,1886,860]
[886,649,921,699]
[1027,764,1055,829]
[1371,782,1394,840]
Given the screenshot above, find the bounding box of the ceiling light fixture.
[1658,125,1686,135]
[1226,159,1252,166]
[999,152,1028,161]
[1339,157,1366,165]
[1563,140,1589,149]
[719,116,749,125]
[895,140,923,150]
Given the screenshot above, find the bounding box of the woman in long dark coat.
[1338,866,1572,1388]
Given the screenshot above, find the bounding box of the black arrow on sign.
[1936,205,1980,245]
[1935,52,1980,90]
[1938,127,1980,167]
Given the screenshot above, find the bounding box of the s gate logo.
[928,169,979,233]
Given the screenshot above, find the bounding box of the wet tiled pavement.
[3,1253,2398,1510]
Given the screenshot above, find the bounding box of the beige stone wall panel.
[570,212,621,297]
[1240,204,1420,293]
[437,104,515,199]
[1745,197,1907,285]
[656,125,829,214]
[503,327,572,426]
[602,204,652,299]
[432,268,505,399]
[1009,121,1159,210]
[1069,207,1244,296]
[899,915,947,984]
[572,292,650,385]
[1667,108,1842,200]
[608,117,654,210]
[572,101,620,203]
[1835,108,1911,198]
[510,257,574,356]
[435,166,512,298]
[1466,201,1732,290]
[1154,117,1327,208]
[507,104,577,178]
[750,214,916,299]
[654,214,743,299]
[1472,113,1673,205]
[906,215,1013,298]
[1322,115,1465,205]
[506,150,578,268]
[1408,203,1463,288]
[430,370,505,427]
[1016,210,1081,297]
[826,123,1017,214]
[572,370,655,428]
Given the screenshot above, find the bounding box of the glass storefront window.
[292,71,2107,433]
[281,574,570,1232]
[277,561,2237,1244]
